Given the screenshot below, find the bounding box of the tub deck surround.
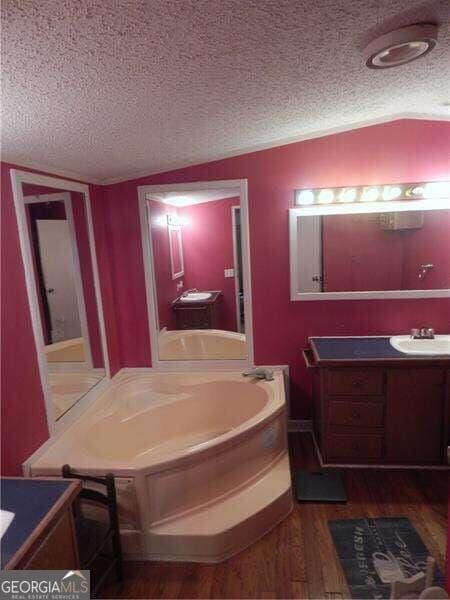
[30,370,292,562]
[158,329,247,360]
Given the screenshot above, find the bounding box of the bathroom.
[1,2,450,599]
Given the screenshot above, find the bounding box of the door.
[385,369,444,463]
[297,215,322,292]
[36,220,82,343]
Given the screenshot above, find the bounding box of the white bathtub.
[31,370,292,562]
[158,329,247,360]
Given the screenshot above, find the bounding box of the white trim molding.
[137,179,255,371]
[289,199,450,301]
[10,169,111,437]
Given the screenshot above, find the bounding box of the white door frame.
[231,205,243,333]
[138,179,254,370]
[10,170,110,436]
[24,192,93,369]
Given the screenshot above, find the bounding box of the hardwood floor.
[100,433,448,599]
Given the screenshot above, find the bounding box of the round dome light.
[364,24,438,69]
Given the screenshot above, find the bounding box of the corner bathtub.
[31,371,292,562]
[158,329,247,360]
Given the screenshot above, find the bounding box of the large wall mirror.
[138,180,253,366]
[290,188,450,300]
[11,171,109,430]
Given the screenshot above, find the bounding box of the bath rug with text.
[328,517,444,599]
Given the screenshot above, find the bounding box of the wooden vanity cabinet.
[173,291,221,329]
[305,351,449,466]
[3,478,81,570]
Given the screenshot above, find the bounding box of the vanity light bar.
[294,181,450,206]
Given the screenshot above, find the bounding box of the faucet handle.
[410,328,419,338]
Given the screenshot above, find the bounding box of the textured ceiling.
[148,189,240,207]
[2,0,450,183]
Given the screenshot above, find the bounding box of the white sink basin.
[181,292,212,302]
[390,335,450,356]
[0,509,15,539]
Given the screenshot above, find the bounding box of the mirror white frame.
[10,169,111,435]
[138,179,254,370]
[290,198,450,301]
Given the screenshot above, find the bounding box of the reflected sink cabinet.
[304,337,450,466]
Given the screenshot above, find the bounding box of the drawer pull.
[352,380,362,388]
[352,411,361,420]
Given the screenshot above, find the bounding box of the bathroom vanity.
[173,291,222,329]
[1,477,81,570]
[303,337,450,466]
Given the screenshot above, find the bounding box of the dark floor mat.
[293,469,347,502]
[328,517,445,599]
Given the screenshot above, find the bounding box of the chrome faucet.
[410,327,435,339]
[242,368,274,381]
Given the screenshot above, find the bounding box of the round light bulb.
[339,188,357,202]
[408,185,425,197]
[382,186,402,200]
[361,187,380,202]
[296,190,315,205]
[318,189,335,203]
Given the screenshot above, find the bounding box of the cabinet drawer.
[326,369,383,396]
[328,400,384,428]
[325,433,383,461]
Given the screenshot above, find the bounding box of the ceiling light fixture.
[364,24,438,69]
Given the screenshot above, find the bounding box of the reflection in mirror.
[297,209,450,293]
[145,188,247,360]
[22,184,105,419]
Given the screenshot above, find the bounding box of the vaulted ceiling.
[2,0,449,183]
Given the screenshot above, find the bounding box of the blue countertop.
[310,336,435,361]
[1,478,74,568]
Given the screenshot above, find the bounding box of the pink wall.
[1,162,121,475]
[1,163,49,475]
[180,197,238,332]
[102,119,450,418]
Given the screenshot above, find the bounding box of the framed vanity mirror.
[138,179,254,367]
[11,170,109,431]
[290,183,450,300]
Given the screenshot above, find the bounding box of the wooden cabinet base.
[306,353,450,467]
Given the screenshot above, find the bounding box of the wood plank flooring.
[100,433,448,599]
